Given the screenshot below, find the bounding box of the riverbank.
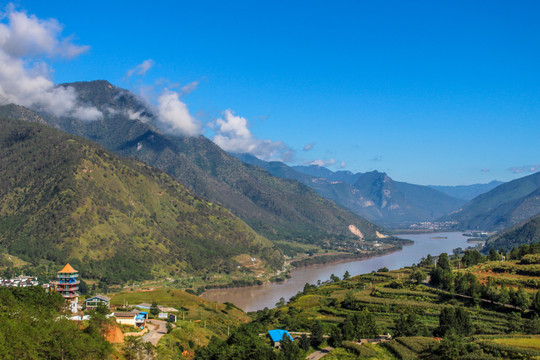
[202,232,472,311]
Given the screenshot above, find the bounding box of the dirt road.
[142,320,168,345]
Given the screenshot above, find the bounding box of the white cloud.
[509,165,540,174]
[340,161,347,168]
[480,168,490,173]
[212,109,292,161]
[304,158,336,167]
[181,80,199,94]
[72,106,103,121]
[0,7,89,59]
[157,89,201,136]
[0,6,101,121]
[303,142,315,151]
[126,59,155,77]
[127,109,151,123]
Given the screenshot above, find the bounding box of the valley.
[0,3,538,358]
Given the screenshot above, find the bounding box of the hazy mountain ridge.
[0,118,282,283]
[429,180,504,201]
[33,80,384,243]
[444,172,540,230]
[236,155,466,226]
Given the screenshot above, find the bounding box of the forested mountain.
[429,180,504,201]
[34,80,384,243]
[0,104,47,125]
[0,118,283,283]
[485,214,540,251]
[444,172,540,231]
[235,155,465,227]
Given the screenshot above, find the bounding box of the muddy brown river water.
[202,232,472,312]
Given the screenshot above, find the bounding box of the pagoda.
[51,263,80,312]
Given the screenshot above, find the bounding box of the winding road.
[142,320,169,345]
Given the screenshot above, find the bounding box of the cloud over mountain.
[212,109,293,161]
[0,6,101,120]
[157,89,201,136]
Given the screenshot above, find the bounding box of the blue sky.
[2,1,539,185]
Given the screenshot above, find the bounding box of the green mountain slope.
[35,80,384,243]
[444,172,540,230]
[485,214,540,251]
[0,118,282,283]
[236,155,465,227]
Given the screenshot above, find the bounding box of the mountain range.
[30,80,385,244]
[443,171,540,231]
[0,117,283,283]
[428,181,504,201]
[234,154,467,227]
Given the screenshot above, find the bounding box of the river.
[202,232,471,312]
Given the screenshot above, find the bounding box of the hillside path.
[306,347,333,360]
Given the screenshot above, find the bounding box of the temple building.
[51,263,80,312]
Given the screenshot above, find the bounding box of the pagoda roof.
[58,263,78,273]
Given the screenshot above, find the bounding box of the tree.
[298,334,310,352]
[123,336,144,360]
[437,253,450,270]
[150,301,160,317]
[515,286,531,312]
[328,326,343,348]
[343,270,351,280]
[418,254,434,267]
[410,269,427,285]
[435,330,467,360]
[436,307,473,337]
[340,316,355,341]
[310,321,324,348]
[394,313,429,337]
[499,284,510,305]
[280,335,302,360]
[488,247,501,261]
[330,273,340,283]
[462,250,484,267]
[533,290,540,315]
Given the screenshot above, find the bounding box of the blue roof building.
[268,329,293,347]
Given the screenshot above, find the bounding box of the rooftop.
[268,329,293,343]
[58,263,78,274]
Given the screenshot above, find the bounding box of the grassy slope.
[0,118,282,283]
[239,263,540,359]
[109,289,250,358]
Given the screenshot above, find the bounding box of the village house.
[268,329,294,348]
[84,295,111,310]
[0,275,39,288]
[113,309,147,328]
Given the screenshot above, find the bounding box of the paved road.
[142,320,168,345]
[306,347,333,360]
